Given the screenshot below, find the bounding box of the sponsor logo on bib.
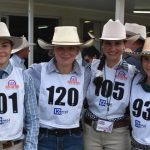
[0,117,10,125]
[135,120,146,128]
[67,76,80,85]
[5,80,19,89]
[54,108,68,115]
[115,71,127,80]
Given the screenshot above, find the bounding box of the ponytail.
[93,55,106,96]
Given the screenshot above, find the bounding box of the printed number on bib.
[95,80,124,100]
[47,86,79,106]
[133,99,150,120]
[0,93,18,114]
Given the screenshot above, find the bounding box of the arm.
[23,72,39,150]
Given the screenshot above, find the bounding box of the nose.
[110,44,116,51]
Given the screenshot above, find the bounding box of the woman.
[129,37,150,150]
[26,26,93,150]
[83,19,137,150]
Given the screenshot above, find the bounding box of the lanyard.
[104,63,121,113]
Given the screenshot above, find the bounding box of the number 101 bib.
[0,67,24,141]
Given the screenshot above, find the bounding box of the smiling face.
[54,46,79,72]
[102,40,125,67]
[0,39,12,69]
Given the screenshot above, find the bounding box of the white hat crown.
[52,26,82,45]
[100,19,126,40]
[0,22,11,37]
[125,23,146,40]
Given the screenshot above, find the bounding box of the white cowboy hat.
[0,22,23,49]
[100,19,126,40]
[125,23,146,40]
[37,26,94,49]
[88,28,139,42]
[11,36,35,54]
[124,37,150,56]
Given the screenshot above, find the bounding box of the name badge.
[95,119,114,133]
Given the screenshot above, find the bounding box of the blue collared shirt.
[10,54,26,70]
[0,62,39,150]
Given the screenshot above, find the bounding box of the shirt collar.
[46,58,82,76]
[107,56,129,71]
[13,54,25,64]
[0,62,13,75]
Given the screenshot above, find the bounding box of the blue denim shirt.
[0,62,39,150]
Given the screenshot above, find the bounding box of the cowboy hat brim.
[126,31,145,40]
[124,49,150,60]
[88,32,140,42]
[0,36,23,50]
[126,34,141,42]
[37,38,93,49]
[11,43,36,54]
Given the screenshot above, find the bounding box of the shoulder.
[91,59,100,70]
[25,63,45,74]
[132,73,143,85]
[127,63,139,78]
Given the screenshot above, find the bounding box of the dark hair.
[82,46,100,59]
[93,54,106,96]
[9,40,14,47]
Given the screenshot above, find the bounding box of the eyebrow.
[0,41,10,45]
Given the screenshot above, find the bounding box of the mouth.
[107,52,117,56]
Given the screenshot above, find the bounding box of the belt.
[84,117,129,129]
[1,140,22,149]
[39,127,82,136]
[131,137,150,150]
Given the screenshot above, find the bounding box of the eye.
[104,41,111,46]
[115,41,122,45]
[0,43,11,49]
[2,44,10,48]
[143,56,150,61]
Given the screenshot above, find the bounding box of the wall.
[0,1,150,30]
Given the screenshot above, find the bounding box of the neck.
[106,59,120,68]
[56,63,73,74]
[0,61,9,70]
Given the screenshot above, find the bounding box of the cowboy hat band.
[124,37,150,56]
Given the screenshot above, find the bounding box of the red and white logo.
[5,80,19,89]
[115,71,127,80]
[67,76,80,85]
